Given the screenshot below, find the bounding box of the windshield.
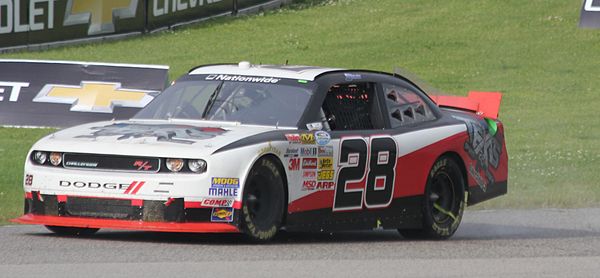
[134,79,314,127]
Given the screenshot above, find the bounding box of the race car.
[13,62,508,241]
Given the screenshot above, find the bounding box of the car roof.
[188,62,344,81]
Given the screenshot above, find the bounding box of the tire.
[45,225,100,236]
[240,157,285,242]
[399,156,466,240]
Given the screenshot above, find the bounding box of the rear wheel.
[240,158,285,242]
[45,226,99,236]
[399,156,466,240]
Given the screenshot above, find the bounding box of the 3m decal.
[300,147,317,157]
[64,0,138,35]
[211,207,234,222]
[76,123,227,144]
[302,158,317,169]
[0,82,29,102]
[288,158,300,171]
[318,157,333,170]
[33,81,157,113]
[333,136,398,211]
[314,131,331,146]
[300,133,315,145]
[318,170,334,181]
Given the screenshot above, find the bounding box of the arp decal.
[463,119,503,192]
[76,123,227,144]
[211,207,234,222]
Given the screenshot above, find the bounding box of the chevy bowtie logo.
[33,81,157,113]
[64,0,139,35]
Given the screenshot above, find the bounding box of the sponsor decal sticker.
[302,180,316,191]
[205,74,280,84]
[318,157,334,170]
[285,133,301,143]
[314,131,331,146]
[463,119,503,192]
[303,171,316,179]
[300,133,315,145]
[64,161,99,168]
[284,148,299,157]
[202,198,234,208]
[318,170,334,181]
[300,147,317,157]
[318,146,333,157]
[302,158,317,169]
[133,160,153,171]
[211,207,234,222]
[209,177,240,197]
[316,181,335,190]
[258,142,282,157]
[344,73,362,81]
[288,158,300,171]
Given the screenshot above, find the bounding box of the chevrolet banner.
[0,59,169,127]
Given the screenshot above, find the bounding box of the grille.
[65,197,138,220]
[63,153,160,172]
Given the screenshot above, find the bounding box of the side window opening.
[384,83,434,127]
[322,82,382,131]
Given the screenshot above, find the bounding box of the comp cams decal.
[76,123,227,144]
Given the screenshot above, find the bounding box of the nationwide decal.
[211,207,234,222]
[318,170,334,181]
[300,133,315,145]
[202,198,234,208]
[63,0,139,35]
[0,82,29,102]
[462,118,503,192]
[302,158,317,169]
[318,157,334,170]
[205,74,280,84]
[344,73,362,81]
[318,146,333,157]
[76,123,227,144]
[300,147,317,157]
[314,131,331,146]
[33,81,158,113]
[288,158,300,171]
[285,133,301,143]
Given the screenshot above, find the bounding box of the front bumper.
[11,191,240,233]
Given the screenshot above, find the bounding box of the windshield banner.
[0,60,169,128]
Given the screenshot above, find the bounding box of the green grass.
[1,0,600,223]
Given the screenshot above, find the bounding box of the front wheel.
[240,158,285,242]
[399,156,466,240]
[45,225,99,236]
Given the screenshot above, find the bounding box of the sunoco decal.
[211,207,234,222]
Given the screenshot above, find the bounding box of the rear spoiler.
[429,91,502,119]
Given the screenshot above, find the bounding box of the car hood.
[31,119,284,158]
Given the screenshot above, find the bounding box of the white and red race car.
[13,62,508,241]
